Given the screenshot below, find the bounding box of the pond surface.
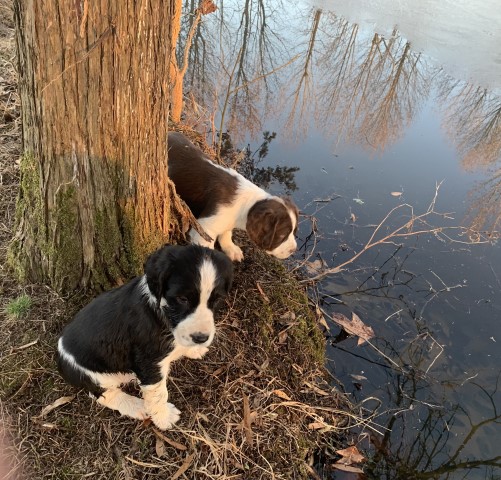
[183,0,501,478]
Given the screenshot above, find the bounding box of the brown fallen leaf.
[256,282,270,303]
[391,191,403,197]
[196,412,209,422]
[279,311,296,324]
[272,389,292,401]
[242,395,253,447]
[350,212,357,222]
[315,305,330,332]
[278,329,288,344]
[36,395,75,419]
[259,358,270,372]
[125,456,163,468]
[330,312,374,346]
[141,418,152,428]
[303,380,330,396]
[211,365,226,377]
[153,429,187,450]
[172,453,195,480]
[308,421,327,430]
[40,422,58,430]
[304,463,322,480]
[155,436,166,458]
[335,445,366,464]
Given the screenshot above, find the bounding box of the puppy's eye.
[176,296,189,305]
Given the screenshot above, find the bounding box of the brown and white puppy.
[168,132,299,261]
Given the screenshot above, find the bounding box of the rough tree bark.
[10,0,192,292]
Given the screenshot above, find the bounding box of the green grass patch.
[5,294,32,319]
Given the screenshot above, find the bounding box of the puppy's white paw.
[125,397,149,420]
[151,403,181,430]
[222,243,244,262]
[184,345,209,359]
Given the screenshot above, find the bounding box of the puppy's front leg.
[189,218,216,249]
[218,230,244,262]
[141,379,180,430]
[183,345,209,359]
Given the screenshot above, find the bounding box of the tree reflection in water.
[320,251,501,479]
[218,130,299,194]
[179,0,501,235]
[363,371,501,479]
[176,2,501,477]
[438,80,501,232]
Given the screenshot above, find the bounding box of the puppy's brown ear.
[144,245,182,305]
[246,201,279,250]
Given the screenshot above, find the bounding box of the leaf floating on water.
[352,312,375,346]
[391,191,403,197]
[335,445,366,464]
[353,197,364,205]
[305,259,325,275]
[350,213,357,222]
[332,463,365,474]
[330,312,374,346]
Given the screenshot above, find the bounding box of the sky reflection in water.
[181,1,501,477]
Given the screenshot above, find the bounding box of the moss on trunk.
[10,0,193,294]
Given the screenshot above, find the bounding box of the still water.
[182,0,501,478]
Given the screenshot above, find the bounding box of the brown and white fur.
[168,132,299,261]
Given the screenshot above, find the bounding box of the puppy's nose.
[190,332,209,344]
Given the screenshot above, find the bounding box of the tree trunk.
[10,0,190,293]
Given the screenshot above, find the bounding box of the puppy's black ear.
[144,245,182,305]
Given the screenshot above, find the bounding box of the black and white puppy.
[57,244,233,430]
[168,131,299,262]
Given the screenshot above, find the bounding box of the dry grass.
[0,250,354,479]
[0,2,356,478]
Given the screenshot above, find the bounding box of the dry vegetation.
[0,2,355,478]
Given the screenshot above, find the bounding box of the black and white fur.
[57,245,233,430]
[168,132,299,262]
